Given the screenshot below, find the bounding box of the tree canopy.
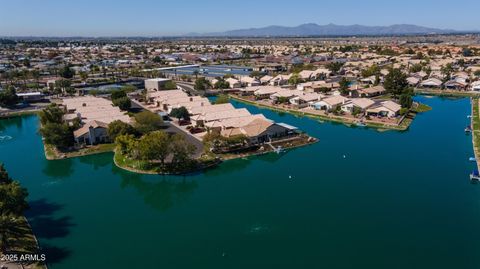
[0,86,19,108]
[384,68,409,97]
[134,111,164,134]
[170,106,190,120]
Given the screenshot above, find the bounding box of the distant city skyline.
[0,0,478,37]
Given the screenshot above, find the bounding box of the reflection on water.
[113,168,198,211]
[42,158,75,180]
[78,152,112,170]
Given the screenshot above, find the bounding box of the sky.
[0,0,478,37]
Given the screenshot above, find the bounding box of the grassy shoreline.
[415,88,480,98]
[229,95,414,131]
[44,143,116,160]
[471,98,480,172]
[113,135,318,175]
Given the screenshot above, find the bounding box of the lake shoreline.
[229,94,413,131]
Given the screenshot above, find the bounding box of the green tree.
[384,68,408,97]
[38,104,64,125]
[39,123,74,149]
[214,94,230,104]
[111,90,127,100]
[134,111,164,134]
[108,120,136,141]
[115,134,138,156]
[288,73,303,85]
[325,62,344,74]
[399,94,413,108]
[0,164,12,184]
[0,181,29,216]
[59,65,75,79]
[170,134,196,169]
[112,96,131,111]
[194,77,210,91]
[361,64,380,78]
[137,131,171,166]
[164,81,177,90]
[0,86,18,107]
[170,106,190,120]
[339,77,350,96]
[214,79,230,89]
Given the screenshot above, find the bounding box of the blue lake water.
[0,96,479,268]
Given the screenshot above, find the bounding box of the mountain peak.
[203,23,456,37]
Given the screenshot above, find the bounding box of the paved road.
[164,121,204,158]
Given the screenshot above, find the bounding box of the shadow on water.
[25,199,75,265]
[42,158,75,180]
[114,168,198,212]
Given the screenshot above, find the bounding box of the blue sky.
[0,0,478,36]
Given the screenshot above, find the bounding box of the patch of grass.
[44,143,116,160]
[412,102,432,113]
[471,98,480,169]
[415,88,480,98]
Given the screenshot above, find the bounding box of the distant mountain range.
[197,23,459,37]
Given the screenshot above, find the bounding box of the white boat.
[470,170,480,181]
[469,157,477,162]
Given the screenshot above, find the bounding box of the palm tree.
[0,215,21,253]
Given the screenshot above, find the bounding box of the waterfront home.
[254,86,282,99]
[444,79,468,90]
[73,120,109,145]
[238,87,257,96]
[205,114,268,132]
[145,78,173,91]
[366,100,401,118]
[341,98,375,114]
[312,95,349,111]
[420,78,443,88]
[289,93,324,108]
[192,108,251,127]
[220,118,294,144]
[62,96,131,124]
[189,103,235,116]
[270,90,298,103]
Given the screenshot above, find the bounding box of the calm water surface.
[0,96,479,269]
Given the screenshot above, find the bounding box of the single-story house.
[366,100,401,118]
[312,95,349,111]
[341,98,375,113]
[221,118,294,144]
[420,78,443,88]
